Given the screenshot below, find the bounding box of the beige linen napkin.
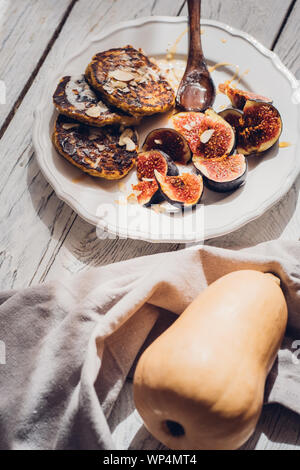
[0,240,299,450]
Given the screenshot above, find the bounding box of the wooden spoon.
[176,0,215,112]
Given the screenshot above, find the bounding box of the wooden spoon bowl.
[176,0,215,112]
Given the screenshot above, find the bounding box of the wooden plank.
[108,382,300,450]
[0,0,186,291]
[78,0,186,36]
[273,0,300,78]
[31,2,300,452]
[0,0,75,133]
[180,0,294,48]
[108,3,300,451]
[1,0,293,291]
[194,5,300,449]
[108,382,165,450]
[38,0,295,281]
[206,0,300,250]
[0,0,299,451]
[206,182,300,250]
[243,404,300,450]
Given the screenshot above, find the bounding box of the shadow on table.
[26,154,182,271]
[27,152,300,272]
[128,424,167,451]
[205,175,300,250]
[109,317,300,450]
[122,401,300,450]
[241,404,300,450]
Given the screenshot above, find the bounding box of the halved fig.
[194,153,247,193]
[136,150,179,181]
[219,83,272,110]
[219,108,243,134]
[132,180,164,207]
[154,170,204,208]
[133,150,179,206]
[171,109,235,159]
[142,128,191,164]
[237,100,283,155]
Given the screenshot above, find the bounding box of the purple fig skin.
[142,128,192,165]
[162,151,180,177]
[219,108,243,132]
[218,83,273,110]
[154,170,204,209]
[135,150,179,207]
[201,161,248,193]
[137,150,179,180]
[171,109,236,159]
[143,190,165,208]
[193,154,248,193]
[236,100,283,155]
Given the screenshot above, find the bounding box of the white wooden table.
[1,0,300,450]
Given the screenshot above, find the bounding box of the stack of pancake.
[52,46,175,180]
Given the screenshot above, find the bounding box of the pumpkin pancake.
[52,114,138,180]
[85,46,175,116]
[53,75,139,127]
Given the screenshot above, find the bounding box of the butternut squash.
[133,270,287,450]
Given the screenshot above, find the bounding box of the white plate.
[33,17,300,243]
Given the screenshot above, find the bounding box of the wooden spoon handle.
[187,0,205,69]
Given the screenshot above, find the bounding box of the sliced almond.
[92,157,102,168]
[108,70,136,82]
[154,139,163,145]
[62,123,80,130]
[135,76,147,84]
[111,80,128,89]
[200,129,215,144]
[142,178,155,182]
[103,84,114,94]
[137,66,149,76]
[86,106,101,118]
[97,101,109,113]
[121,128,133,138]
[95,144,106,151]
[118,128,134,146]
[123,137,136,152]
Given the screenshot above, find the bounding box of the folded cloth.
[0,240,300,450]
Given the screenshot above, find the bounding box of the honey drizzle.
[279,142,292,148]
[72,174,88,184]
[236,68,250,84]
[208,62,232,73]
[166,27,188,61]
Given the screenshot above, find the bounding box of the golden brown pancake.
[53,114,138,180]
[85,46,175,116]
[53,75,139,127]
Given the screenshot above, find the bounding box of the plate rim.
[33,16,300,244]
